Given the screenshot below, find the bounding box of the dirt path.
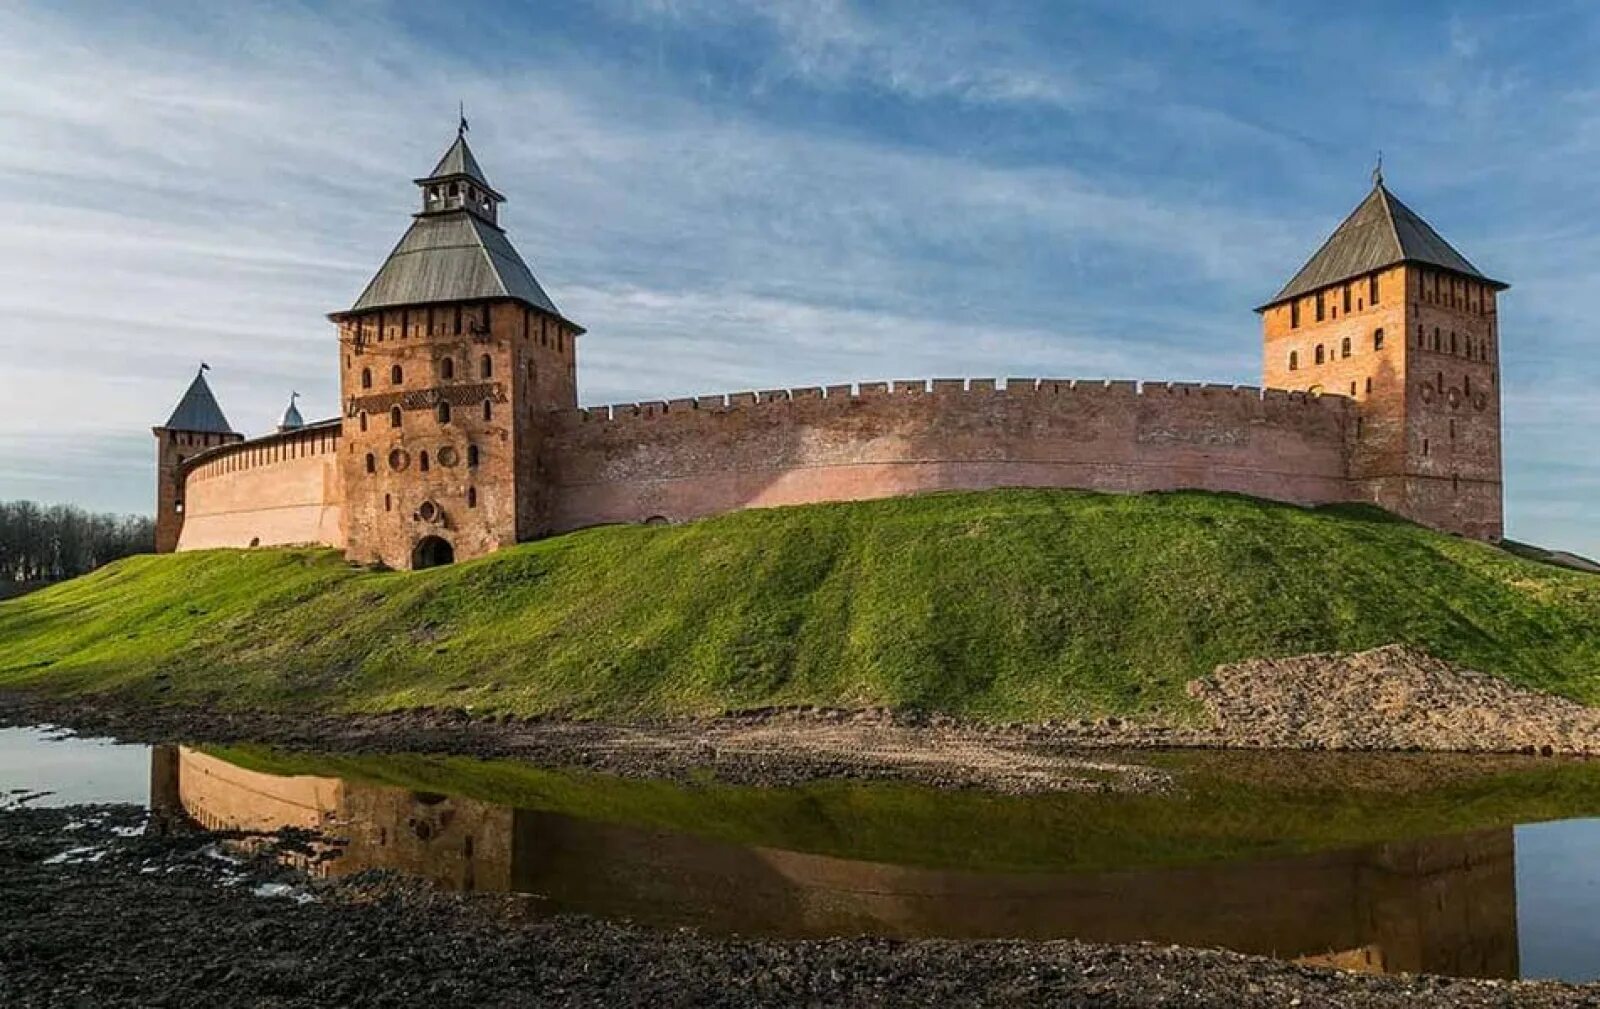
[3,804,1591,1009]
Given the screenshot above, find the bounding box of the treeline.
[0,501,155,590]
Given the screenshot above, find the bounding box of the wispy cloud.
[0,0,1595,556]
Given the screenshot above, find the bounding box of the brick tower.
[1258,169,1508,539]
[151,366,242,552]
[330,120,584,569]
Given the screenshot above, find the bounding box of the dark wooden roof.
[1261,183,1507,310]
[414,134,501,199]
[160,370,236,434]
[344,211,563,317]
[339,130,579,328]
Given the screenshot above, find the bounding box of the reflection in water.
[151,746,1519,979]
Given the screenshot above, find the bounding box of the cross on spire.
[1372,150,1384,188]
[458,101,469,138]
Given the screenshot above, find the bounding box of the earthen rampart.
[542,378,1356,533]
[176,420,346,551]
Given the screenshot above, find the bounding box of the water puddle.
[0,725,150,808]
[9,727,1600,982]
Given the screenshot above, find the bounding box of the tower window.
[390,406,402,428]
[365,453,375,474]
[1315,292,1325,322]
[1373,328,1384,350]
[1341,337,1351,358]
[467,487,478,509]
[1365,377,1372,394]
[1349,381,1357,396]
[1288,350,1299,371]
[467,445,479,468]
[1315,344,1325,365]
[1342,285,1351,314]
[419,451,430,472]
[391,364,403,385]
[441,357,454,380]
[358,412,368,433]
[1290,302,1300,329]
[385,493,392,512]
[480,354,493,379]
[361,367,372,389]
[1451,331,1458,354]
[1369,275,1379,304]
[1417,324,1424,347]
[1464,375,1471,396]
[1450,419,1456,440]
[1437,371,1444,393]
[1423,438,1430,457]
[437,402,451,424]
[483,399,493,421]
[1432,327,1440,351]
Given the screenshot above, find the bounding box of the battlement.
[559,378,1353,427]
[184,419,342,484]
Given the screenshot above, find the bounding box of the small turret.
[278,391,304,433]
[152,365,242,553]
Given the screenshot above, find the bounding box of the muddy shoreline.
[7,645,1600,793]
[3,804,1591,1009]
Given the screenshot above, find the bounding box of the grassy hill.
[1,489,1597,723]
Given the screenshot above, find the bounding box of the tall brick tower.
[1258,169,1508,539]
[151,366,242,552]
[330,120,584,569]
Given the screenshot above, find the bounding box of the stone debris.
[1190,644,1600,754]
[3,804,1596,1008]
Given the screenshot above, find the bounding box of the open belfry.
[155,128,1508,569]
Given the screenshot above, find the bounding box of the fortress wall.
[542,379,1355,532]
[176,423,345,551]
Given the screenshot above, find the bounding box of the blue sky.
[0,1,1595,555]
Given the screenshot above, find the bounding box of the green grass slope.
[1,489,1597,722]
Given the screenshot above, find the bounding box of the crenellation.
[157,125,1510,566]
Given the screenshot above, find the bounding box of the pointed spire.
[161,366,236,434]
[1261,180,1506,309]
[278,391,304,432]
[339,120,579,330]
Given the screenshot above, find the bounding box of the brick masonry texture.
[542,380,1353,534]
[159,232,1504,567]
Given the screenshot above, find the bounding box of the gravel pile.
[1190,645,1600,754]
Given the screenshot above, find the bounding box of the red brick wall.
[540,379,1355,532]
[153,427,243,552]
[176,425,343,551]
[333,301,576,569]
[1259,264,1502,539]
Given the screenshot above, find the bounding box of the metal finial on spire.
[199,362,210,374]
[1373,150,1384,188]
[458,101,469,137]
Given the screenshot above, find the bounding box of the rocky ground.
[4,646,1599,794]
[2,803,1592,1009]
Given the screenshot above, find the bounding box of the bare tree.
[0,500,154,593]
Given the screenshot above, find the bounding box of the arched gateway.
[412,536,454,569]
